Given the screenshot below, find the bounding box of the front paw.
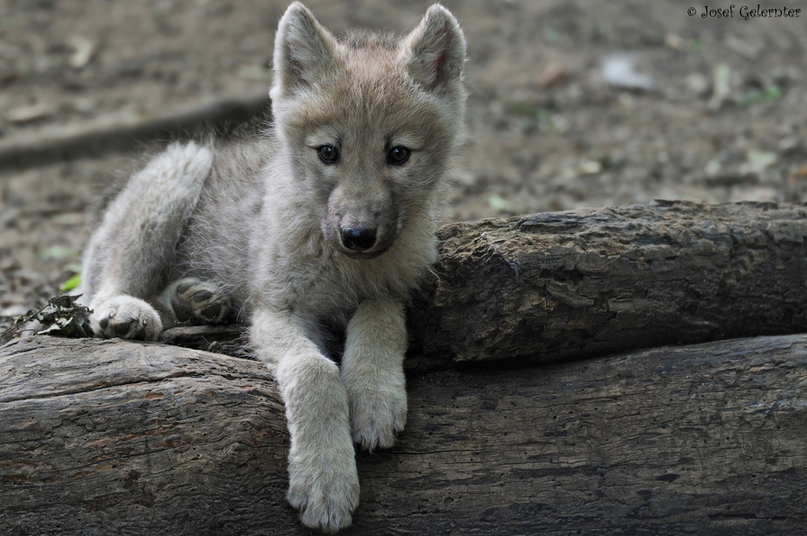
[90,296,163,341]
[287,447,360,533]
[348,376,408,451]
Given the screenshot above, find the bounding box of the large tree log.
[1,335,805,535]
[411,200,807,365]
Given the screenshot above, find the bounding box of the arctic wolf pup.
[77,2,466,533]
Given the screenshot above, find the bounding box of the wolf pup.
[77,2,466,532]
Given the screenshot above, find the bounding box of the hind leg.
[156,277,232,327]
[79,142,213,341]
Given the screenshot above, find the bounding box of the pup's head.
[270,2,466,259]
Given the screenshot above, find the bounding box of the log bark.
[1,334,806,535]
[411,200,807,365]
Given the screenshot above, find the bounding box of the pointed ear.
[272,2,338,97]
[402,4,466,95]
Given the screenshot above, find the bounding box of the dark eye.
[317,145,340,164]
[387,146,411,166]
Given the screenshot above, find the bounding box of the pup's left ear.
[401,4,466,96]
[272,2,339,98]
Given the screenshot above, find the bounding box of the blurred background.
[1,0,806,317]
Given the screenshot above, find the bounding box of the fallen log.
[0,94,270,171]
[1,334,805,535]
[411,200,807,365]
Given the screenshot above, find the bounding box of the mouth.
[339,247,388,260]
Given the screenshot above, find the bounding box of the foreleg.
[340,298,408,450]
[250,307,359,533]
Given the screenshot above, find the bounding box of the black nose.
[341,227,377,251]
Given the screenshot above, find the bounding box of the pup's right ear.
[271,2,338,98]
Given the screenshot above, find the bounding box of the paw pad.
[169,278,232,324]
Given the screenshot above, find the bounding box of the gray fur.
[77,3,466,532]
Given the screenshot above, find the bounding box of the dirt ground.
[1,0,806,323]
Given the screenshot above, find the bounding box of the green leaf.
[689,38,705,52]
[489,195,512,213]
[744,150,778,174]
[543,26,567,44]
[60,274,81,292]
[37,246,80,259]
[737,84,780,107]
[506,101,541,118]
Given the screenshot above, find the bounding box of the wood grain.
[412,201,807,365]
[2,334,805,535]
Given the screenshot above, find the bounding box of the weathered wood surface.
[2,334,805,535]
[411,201,807,365]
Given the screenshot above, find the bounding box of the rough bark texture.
[0,338,293,534]
[411,201,807,365]
[1,334,805,535]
